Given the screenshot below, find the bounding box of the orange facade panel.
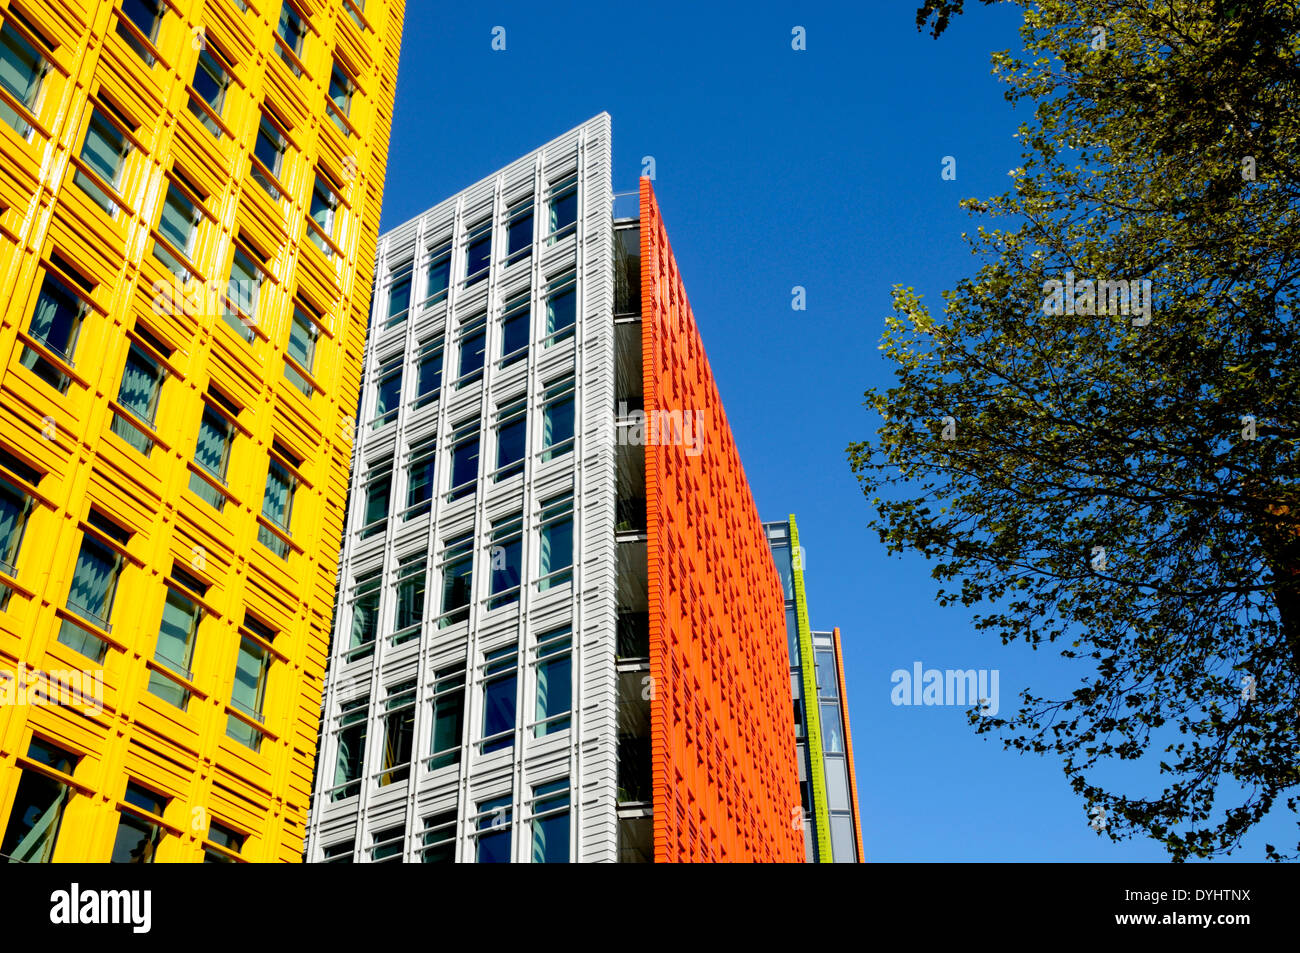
[640,178,803,862]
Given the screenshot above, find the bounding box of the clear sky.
[376,0,1292,861]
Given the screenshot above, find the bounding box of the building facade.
[765,516,864,862]
[0,0,403,862]
[305,115,803,862]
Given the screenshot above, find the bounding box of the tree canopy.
[854,0,1300,859]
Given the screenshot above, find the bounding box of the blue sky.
[377,0,1292,861]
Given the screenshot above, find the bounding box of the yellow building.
[0,0,402,862]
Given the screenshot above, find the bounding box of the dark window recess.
[616,611,650,660]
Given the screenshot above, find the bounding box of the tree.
[852,0,1300,859]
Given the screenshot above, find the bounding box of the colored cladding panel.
[789,514,832,861]
[640,178,803,863]
[0,0,403,861]
[833,626,865,862]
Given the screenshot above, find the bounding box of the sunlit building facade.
[765,515,864,862]
[0,0,403,862]
[305,115,803,862]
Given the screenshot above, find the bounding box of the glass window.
[251,115,288,199]
[393,554,424,644]
[275,1,307,70]
[786,606,799,666]
[447,421,478,501]
[487,513,522,610]
[816,649,837,698]
[226,636,269,750]
[372,356,401,429]
[481,645,517,752]
[327,61,353,133]
[118,0,163,64]
[189,45,229,135]
[322,840,354,862]
[0,738,79,863]
[506,198,532,264]
[530,779,569,863]
[203,821,245,862]
[75,109,131,213]
[284,305,318,395]
[146,587,200,709]
[544,273,576,345]
[499,294,529,367]
[347,570,380,660]
[821,703,844,753]
[22,273,87,387]
[111,344,164,456]
[414,338,442,408]
[405,439,435,519]
[494,399,526,481]
[831,814,856,863]
[60,530,123,654]
[438,532,472,627]
[534,627,571,737]
[547,174,578,241]
[111,782,167,863]
[356,461,389,539]
[428,664,464,770]
[464,219,491,286]
[385,268,411,329]
[540,376,574,462]
[371,825,404,863]
[475,794,511,863]
[423,242,451,306]
[332,696,367,801]
[0,474,34,581]
[421,810,457,863]
[456,314,486,387]
[189,405,233,510]
[826,760,850,813]
[359,464,390,540]
[538,494,573,590]
[225,246,262,341]
[309,173,339,253]
[154,181,200,275]
[258,459,295,557]
[0,20,48,138]
[379,680,416,785]
[771,542,794,599]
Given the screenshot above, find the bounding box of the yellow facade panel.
[0,0,403,862]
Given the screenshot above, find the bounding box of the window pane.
[450,433,478,491]
[0,477,31,575]
[28,275,84,362]
[230,637,267,717]
[110,813,159,863]
[76,111,128,210]
[194,409,231,480]
[425,251,451,301]
[261,460,293,530]
[545,284,576,340]
[0,23,45,135]
[458,326,485,383]
[0,769,69,862]
[415,343,442,405]
[535,654,570,735]
[482,674,515,750]
[67,536,117,626]
[821,703,844,753]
